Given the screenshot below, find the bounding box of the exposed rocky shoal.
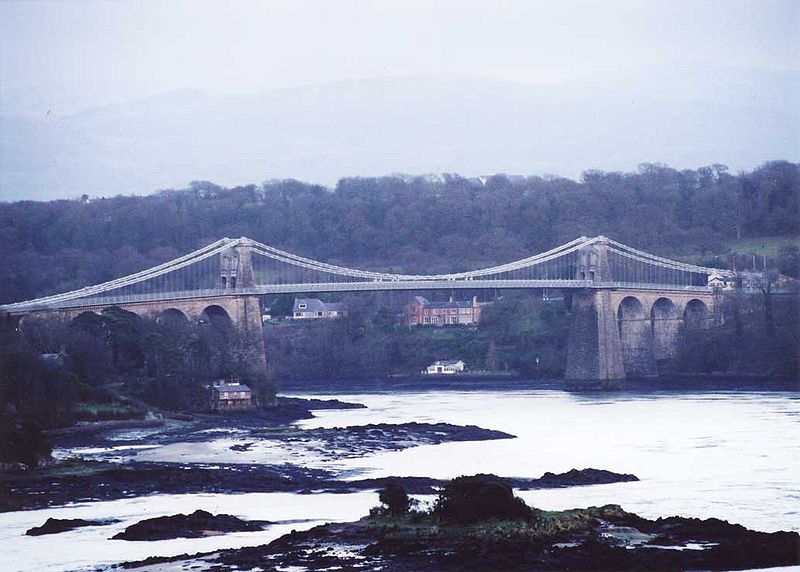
[25,517,118,536]
[112,509,266,541]
[0,462,636,513]
[123,505,800,571]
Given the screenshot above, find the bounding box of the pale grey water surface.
[1,388,798,571]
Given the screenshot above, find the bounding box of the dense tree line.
[675,291,799,378]
[0,308,273,467]
[265,292,576,385]
[1,161,798,304]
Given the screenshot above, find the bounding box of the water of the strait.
[1,387,798,571]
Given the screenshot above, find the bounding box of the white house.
[707,272,731,289]
[292,298,347,320]
[423,360,466,375]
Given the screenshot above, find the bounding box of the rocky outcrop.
[112,509,265,541]
[530,468,639,488]
[204,503,800,571]
[26,517,116,536]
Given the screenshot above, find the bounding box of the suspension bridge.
[0,235,734,384]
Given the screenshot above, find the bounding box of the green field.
[674,235,800,266]
[724,236,800,255]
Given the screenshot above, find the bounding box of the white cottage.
[424,360,466,375]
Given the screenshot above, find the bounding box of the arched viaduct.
[565,288,716,383]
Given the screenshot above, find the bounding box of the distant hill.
[1,65,798,201]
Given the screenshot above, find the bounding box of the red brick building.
[209,380,254,411]
[403,296,481,326]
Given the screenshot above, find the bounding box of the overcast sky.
[1,0,798,113]
[0,1,797,200]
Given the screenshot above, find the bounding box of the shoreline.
[277,374,800,394]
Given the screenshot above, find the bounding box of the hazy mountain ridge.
[1,68,798,201]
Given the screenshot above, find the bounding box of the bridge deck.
[2,280,714,314]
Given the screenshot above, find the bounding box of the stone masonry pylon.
[565,238,626,386]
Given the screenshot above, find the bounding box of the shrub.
[378,481,410,516]
[433,474,531,525]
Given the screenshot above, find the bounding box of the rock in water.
[535,468,639,487]
[112,509,265,541]
[26,518,114,536]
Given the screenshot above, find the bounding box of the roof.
[293,298,346,313]
[412,296,473,309]
[212,383,252,394]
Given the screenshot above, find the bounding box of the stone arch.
[157,308,189,327]
[16,314,33,333]
[69,310,105,335]
[72,310,101,321]
[101,305,143,320]
[684,299,709,330]
[650,298,680,361]
[200,304,232,328]
[617,296,656,377]
[617,296,646,324]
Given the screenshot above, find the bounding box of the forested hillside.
[1,161,798,304]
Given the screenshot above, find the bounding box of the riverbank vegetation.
[675,292,799,377]
[264,292,571,383]
[0,309,274,467]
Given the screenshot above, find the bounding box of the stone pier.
[565,289,626,386]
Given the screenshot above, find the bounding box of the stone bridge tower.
[566,238,626,386]
[217,240,265,375]
[575,236,612,282]
[220,241,256,290]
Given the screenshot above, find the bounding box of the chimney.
[472,295,478,306]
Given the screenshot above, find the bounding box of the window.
[317,311,323,317]
[299,303,307,309]
[294,312,302,317]
[450,317,457,323]
[450,309,457,314]
[423,309,429,314]
[423,317,430,324]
